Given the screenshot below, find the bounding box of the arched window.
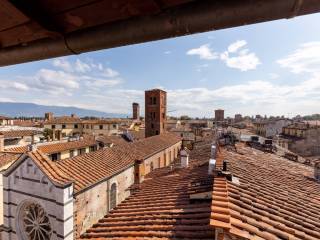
[110,183,117,210]
[17,201,52,240]
[150,161,154,172]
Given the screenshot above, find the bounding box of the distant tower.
[215,109,224,123]
[45,112,53,121]
[234,114,242,123]
[132,103,140,120]
[145,89,167,138]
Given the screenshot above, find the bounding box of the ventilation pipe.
[180,147,189,168]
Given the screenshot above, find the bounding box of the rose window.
[19,202,52,240]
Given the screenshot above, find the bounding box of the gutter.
[0,0,317,66]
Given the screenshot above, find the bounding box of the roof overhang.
[0,0,320,66]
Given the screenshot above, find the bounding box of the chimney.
[27,144,37,152]
[211,144,217,159]
[180,147,189,168]
[208,158,216,175]
[315,161,320,181]
[71,113,77,118]
[134,160,145,184]
[0,134,4,152]
[223,160,228,172]
[44,112,53,121]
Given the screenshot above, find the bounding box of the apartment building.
[44,114,121,138]
[82,119,119,136]
[253,118,292,138]
[276,122,320,156]
[43,115,82,139]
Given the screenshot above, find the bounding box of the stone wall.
[74,166,135,237]
[144,142,181,175]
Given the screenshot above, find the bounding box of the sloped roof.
[54,133,181,193]
[27,150,74,187]
[44,116,81,124]
[0,115,12,120]
[129,133,181,159]
[95,135,128,146]
[211,144,320,240]
[0,152,22,170]
[0,129,43,138]
[7,138,97,154]
[81,139,213,239]
[55,145,137,193]
[82,119,121,124]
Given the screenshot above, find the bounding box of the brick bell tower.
[145,89,167,138]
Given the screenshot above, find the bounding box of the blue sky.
[1,13,320,118]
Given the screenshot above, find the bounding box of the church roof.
[9,133,181,194]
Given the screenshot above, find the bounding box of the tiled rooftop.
[80,138,320,240]
[212,144,320,240]
[0,152,22,169]
[96,135,128,146]
[44,116,81,124]
[81,140,214,239]
[0,129,42,138]
[82,119,120,124]
[7,138,97,154]
[23,133,181,193]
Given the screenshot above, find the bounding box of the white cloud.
[30,69,79,95]
[220,51,261,71]
[186,44,218,60]
[277,42,320,74]
[187,40,260,71]
[219,40,260,71]
[75,59,91,73]
[101,68,119,78]
[162,74,320,116]
[82,76,122,89]
[0,81,29,91]
[52,58,73,72]
[164,51,171,54]
[227,40,247,53]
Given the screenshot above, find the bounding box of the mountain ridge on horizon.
[0,102,128,118]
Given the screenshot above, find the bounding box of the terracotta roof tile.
[44,116,81,124]
[7,138,97,154]
[96,135,128,146]
[0,129,42,138]
[80,138,213,240]
[27,150,73,187]
[0,152,22,169]
[215,144,320,240]
[54,133,181,193]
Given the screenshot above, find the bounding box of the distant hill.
[0,102,128,118]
